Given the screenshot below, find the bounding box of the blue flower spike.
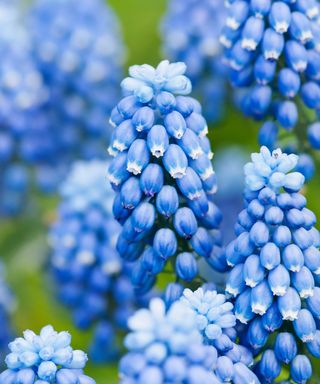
[226,146,320,382]
[49,160,152,363]
[0,325,95,384]
[119,288,260,384]
[108,60,224,292]
[223,0,320,181]
[162,0,227,122]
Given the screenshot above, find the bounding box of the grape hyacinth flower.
[0,262,15,366]
[0,1,47,216]
[119,290,260,384]
[162,0,227,122]
[222,0,320,180]
[27,0,124,168]
[108,60,225,293]
[0,325,95,383]
[49,160,151,363]
[225,146,320,382]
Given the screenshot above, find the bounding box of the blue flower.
[225,146,320,382]
[25,0,124,182]
[222,0,320,180]
[108,60,224,292]
[0,325,95,383]
[50,160,153,363]
[0,1,46,216]
[162,0,227,122]
[119,292,260,384]
[181,288,236,342]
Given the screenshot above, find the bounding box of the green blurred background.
[1,1,319,382]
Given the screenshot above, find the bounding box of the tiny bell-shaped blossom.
[108,61,223,290]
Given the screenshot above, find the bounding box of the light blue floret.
[119,292,260,384]
[0,325,95,383]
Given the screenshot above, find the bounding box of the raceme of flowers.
[226,146,320,382]
[26,0,124,181]
[119,289,260,384]
[162,0,227,122]
[108,60,225,293]
[0,262,14,366]
[0,0,47,216]
[49,160,151,363]
[222,0,320,181]
[0,325,95,384]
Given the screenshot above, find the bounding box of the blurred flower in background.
[0,0,125,217]
[0,0,47,216]
[214,147,247,245]
[0,262,15,366]
[26,0,125,191]
[162,0,227,122]
[199,147,248,289]
[49,160,152,363]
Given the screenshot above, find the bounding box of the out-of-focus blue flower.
[0,1,47,216]
[50,160,152,363]
[0,262,15,366]
[0,325,95,383]
[225,146,320,382]
[108,60,225,293]
[119,292,260,384]
[24,0,124,186]
[199,147,248,291]
[222,0,320,180]
[162,0,227,122]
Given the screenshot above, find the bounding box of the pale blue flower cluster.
[50,161,151,363]
[226,146,320,382]
[0,325,95,384]
[119,291,260,384]
[222,0,320,180]
[0,0,47,216]
[108,60,225,292]
[162,0,227,122]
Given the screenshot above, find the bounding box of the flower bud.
[147,125,169,158]
[174,208,198,239]
[140,163,164,197]
[175,252,198,282]
[153,229,177,260]
[274,332,297,364]
[156,185,179,218]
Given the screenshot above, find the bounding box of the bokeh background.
[1,1,319,382]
